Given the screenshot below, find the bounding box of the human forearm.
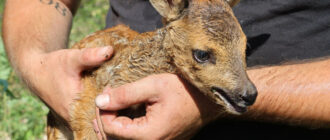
[2,0,75,66]
[245,58,330,127]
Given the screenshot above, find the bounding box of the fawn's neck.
[129,27,177,72]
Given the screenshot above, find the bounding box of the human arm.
[96,58,330,139]
[244,58,330,127]
[2,0,113,121]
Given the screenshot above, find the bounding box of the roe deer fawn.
[47,0,257,139]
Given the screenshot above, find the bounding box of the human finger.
[95,75,161,110]
[71,46,113,71]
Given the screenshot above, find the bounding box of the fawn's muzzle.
[211,81,257,114]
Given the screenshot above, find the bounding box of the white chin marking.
[213,91,242,115]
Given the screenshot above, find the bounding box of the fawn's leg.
[47,77,100,140]
[71,77,101,140]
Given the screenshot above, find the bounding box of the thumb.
[95,76,161,110]
[71,46,113,71]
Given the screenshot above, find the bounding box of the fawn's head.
[151,0,257,114]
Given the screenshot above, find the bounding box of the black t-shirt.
[105,0,330,139]
[105,0,163,33]
[235,0,330,67]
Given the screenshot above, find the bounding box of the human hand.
[25,46,113,121]
[95,73,222,139]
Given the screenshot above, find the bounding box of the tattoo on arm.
[39,0,67,16]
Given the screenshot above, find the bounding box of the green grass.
[0,0,108,139]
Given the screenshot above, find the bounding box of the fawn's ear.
[150,0,187,21]
[225,0,240,7]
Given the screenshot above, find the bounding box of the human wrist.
[14,51,47,94]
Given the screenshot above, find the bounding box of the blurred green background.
[0,0,108,139]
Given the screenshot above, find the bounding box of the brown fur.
[47,0,256,139]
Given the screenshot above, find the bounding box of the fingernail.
[95,94,109,108]
[98,47,110,58]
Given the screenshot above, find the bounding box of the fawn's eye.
[193,49,211,63]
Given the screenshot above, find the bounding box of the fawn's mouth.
[211,87,247,114]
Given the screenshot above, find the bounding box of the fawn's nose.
[211,76,258,114]
[240,81,258,106]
